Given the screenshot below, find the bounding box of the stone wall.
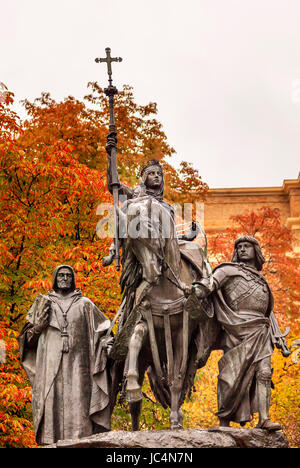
[203,173,300,252]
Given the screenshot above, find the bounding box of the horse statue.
[108,195,221,430]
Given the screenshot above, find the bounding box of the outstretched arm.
[191,266,231,299]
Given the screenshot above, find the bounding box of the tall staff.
[95,48,122,270]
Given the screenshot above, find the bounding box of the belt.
[150,296,186,316]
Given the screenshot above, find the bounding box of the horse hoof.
[127,388,143,404]
[126,371,143,403]
[170,410,184,430]
[170,423,184,430]
[178,408,184,425]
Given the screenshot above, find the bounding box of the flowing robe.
[19,290,112,445]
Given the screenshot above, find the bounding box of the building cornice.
[207,173,300,198]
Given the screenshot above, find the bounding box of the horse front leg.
[169,346,184,429]
[126,321,148,404]
[130,364,148,431]
[170,378,184,430]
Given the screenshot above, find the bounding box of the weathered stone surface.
[45,427,289,449]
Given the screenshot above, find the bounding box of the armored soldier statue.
[193,236,290,431]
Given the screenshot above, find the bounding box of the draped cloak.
[211,262,274,424]
[18,288,112,445]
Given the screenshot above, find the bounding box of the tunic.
[211,262,274,423]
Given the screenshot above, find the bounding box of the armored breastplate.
[222,271,269,314]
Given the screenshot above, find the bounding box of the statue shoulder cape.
[213,262,269,288]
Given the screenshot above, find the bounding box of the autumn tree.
[0,91,37,447]
[84,82,208,202]
[0,83,208,446]
[21,82,207,199]
[0,89,115,446]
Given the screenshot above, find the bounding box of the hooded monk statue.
[18,265,113,445]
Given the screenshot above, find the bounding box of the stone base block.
[45,426,289,449]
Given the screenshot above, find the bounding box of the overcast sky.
[1,0,300,188]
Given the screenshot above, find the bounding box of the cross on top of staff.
[95,47,122,86]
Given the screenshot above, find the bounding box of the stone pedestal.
[45,427,289,448]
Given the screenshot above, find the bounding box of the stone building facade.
[203,173,300,253]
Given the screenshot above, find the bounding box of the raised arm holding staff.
[96,47,123,270]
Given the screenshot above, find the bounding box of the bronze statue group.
[18,156,290,446]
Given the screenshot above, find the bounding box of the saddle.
[139,295,189,389]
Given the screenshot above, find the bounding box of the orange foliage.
[0,84,205,447]
[183,351,221,429]
[0,321,37,447]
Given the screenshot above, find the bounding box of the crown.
[140,159,162,177]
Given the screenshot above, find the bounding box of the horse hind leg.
[130,400,143,432]
[169,342,185,430]
[126,321,148,404]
